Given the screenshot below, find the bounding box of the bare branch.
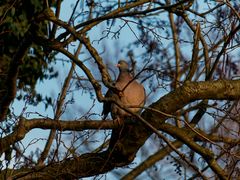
[1,80,240,178]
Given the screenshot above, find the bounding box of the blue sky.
[4,0,236,179]
[7,1,166,178]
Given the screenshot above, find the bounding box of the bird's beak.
[115,63,120,67]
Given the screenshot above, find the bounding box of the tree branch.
[1,79,240,178]
[122,141,183,180]
[0,118,117,155]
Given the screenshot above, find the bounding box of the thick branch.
[0,118,117,154]
[122,140,183,180]
[146,79,240,126]
[2,79,240,178]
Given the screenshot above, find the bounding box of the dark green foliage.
[0,0,58,106]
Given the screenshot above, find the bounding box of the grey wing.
[102,90,112,120]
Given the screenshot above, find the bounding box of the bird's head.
[116,60,129,72]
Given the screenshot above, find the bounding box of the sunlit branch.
[0,118,116,154]
[206,23,240,80]
[1,79,240,178]
[186,22,201,81]
[37,43,81,166]
[181,13,211,78]
[56,0,194,43]
[157,123,226,179]
[122,141,183,180]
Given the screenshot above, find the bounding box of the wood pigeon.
[102,60,146,150]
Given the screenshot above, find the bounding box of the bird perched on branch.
[102,60,146,151]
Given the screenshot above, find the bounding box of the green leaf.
[11,7,15,16]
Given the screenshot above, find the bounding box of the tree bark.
[1,79,240,179]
